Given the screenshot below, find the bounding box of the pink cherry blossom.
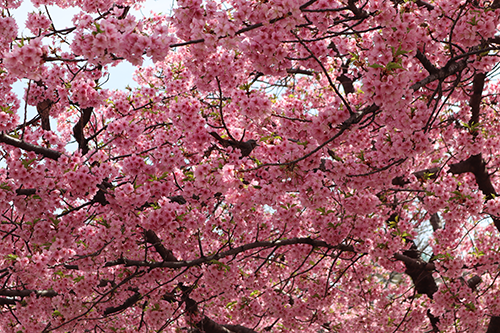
[1,0,500,332]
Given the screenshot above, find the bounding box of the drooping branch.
[244,103,377,171]
[169,0,320,49]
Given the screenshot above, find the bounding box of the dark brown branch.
[286,68,313,75]
[393,253,435,272]
[468,72,486,136]
[144,229,178,262]
[0,298,16,305]
[487,316,500,333]
[449,154,496,199]
[222,325,258,333]
[429,213,442,231]
[394,154,496,200]
[179,283,258,333]
[36,99,53,131]
[0,289,58,298]
[103,291,141,316]
[415,50,438,74]
[467,275,482,291]
[410,59,468,91]
[72,107,93,155]
[392,167,440,186]
[337,60,355,94]
[168,195,187,205]
[15,188,37,196]
[105,237,354,268]
[347,0,368,18]
[0,133,62,160]
[415,0,434,10]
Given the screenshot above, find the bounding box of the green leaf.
[393,45,409,57]
[73,276,84,283]
[21,157,36,169]
[226,300,237,309]
[92,22,104,35]
[386,62,403,71]
[465,302,476,311]
[53,310,63,318]
[209,259,230,271]
[5,254,18,261]
[368,63,384,69]
[468,16,478,26]
[0,182,12,191]
[422,172,435,180]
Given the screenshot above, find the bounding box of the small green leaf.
[73,276,84,283]
[393,45,409,57]
[386,62,403,71]
[5,254,18,261]
[226,300,237,309]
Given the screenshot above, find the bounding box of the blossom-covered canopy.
[1,0,500,332]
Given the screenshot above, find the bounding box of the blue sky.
[9,0,175,129]
[11,0,174,93]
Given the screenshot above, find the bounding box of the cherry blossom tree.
[2,0,500,331]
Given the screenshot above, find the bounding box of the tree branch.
[0,132,63,160]
[144,229,178,262]
[410,59,468,91]
[72,107,93,155]
[105,237,355,268]
[103,291,141,316]
[415,50,438,74]
[0,289,58,298]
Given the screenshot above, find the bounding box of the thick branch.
[415,50,438,74]
[393,155,496,200]
[410,59,468,91]
[393,253,435,271]
[469,72,486,135]
[144,229,178,262]
[449,154,496,199]
[16,188,37,196]
[72,107,93,155]
[222,325,259,333]
[415,0,434,10]
[0,133,62,160]
[36,99,53,131]
[103,291,141,316]
[487,316,500,333]
[0,298,16,305]
[105,237,354,268]
[180,283,258,333]
[0,289,58,298]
